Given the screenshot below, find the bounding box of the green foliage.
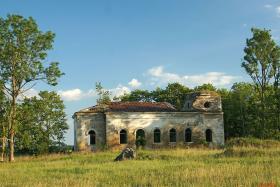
[151,83,192,110]
[242,28,280,89]
[242,28,280,138]
[119,89,152,102]
[0,15,64,88]
[0,14,64,160]
[16,91,68,155]
[96,82,111,105]
[194,83,217,91]
[226,137,280,148]
[119,83,192,110]
[135,136,146,148]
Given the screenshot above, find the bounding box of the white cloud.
[18,88,39,100]
[276,6,280,17]
[264,4,273,8]
[148,66,182,83]
[58,88,95,101]
[110,85,130,98]
[146,66,239,87]
[128,78,142,88]
[58,85,130,102]
[264,4,280,17]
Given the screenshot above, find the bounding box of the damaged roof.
[75,101,177,113]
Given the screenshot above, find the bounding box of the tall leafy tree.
[0,15,63,161]
[242,28,280,137]
[16,91,68,154]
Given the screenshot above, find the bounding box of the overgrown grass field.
[0,144,280,186]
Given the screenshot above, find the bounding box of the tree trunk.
[1,136,5,162]
[9,130,14,162]
[260,87,265,139]
[8,93,16,162]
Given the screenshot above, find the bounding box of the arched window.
[169,128,176,143]
[154,129,161,143]
[120,129,127,144]
[185,128,192,142]
[206,129,212,142]
[88,130,96,145]
[136,129,145,147]
[136,129,145,139]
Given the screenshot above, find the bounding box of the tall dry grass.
[0,147,279,186]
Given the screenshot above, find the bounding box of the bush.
[222,137,280,157]
[226,137,280,148]
[136,137,146,149]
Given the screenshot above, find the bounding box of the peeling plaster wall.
[74,113,106,151]
[105,112,224,150]
[74,111,224,151]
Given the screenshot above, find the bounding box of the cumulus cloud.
[18,88,39,100]
[110,85,130,98]
[128,78,142,88]
[264,4,280,17]
[58,88,95,101]
[57,85,130,102]
[147,66,239,87]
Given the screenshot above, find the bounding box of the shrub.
[226,137,280,148]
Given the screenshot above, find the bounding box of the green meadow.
[0,144,280,187]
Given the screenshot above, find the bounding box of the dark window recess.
[154,129,161,143]
[206,129,212,142]
[185,128,192,142]
[169,128,176,143]
[120,129,128,144]
[136,129,145,139]
[204,102,211,108]
[88,130,96,145]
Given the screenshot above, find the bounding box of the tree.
[119,83,192,110]
[221,83,258,139]
[272,56,280,129]
[242,28,280,138]
[96,82,111,105]
[119,89,152,102]
[194,83,217,92]
[0,15,63,161]
[152,83,191,110]
[16,91,68,154]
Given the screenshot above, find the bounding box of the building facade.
[73,91,225,151]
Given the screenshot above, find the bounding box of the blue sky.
[1,0,280,145]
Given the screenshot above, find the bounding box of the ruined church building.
[73,91,225,151]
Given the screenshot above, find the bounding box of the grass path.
[0,148,279,186]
